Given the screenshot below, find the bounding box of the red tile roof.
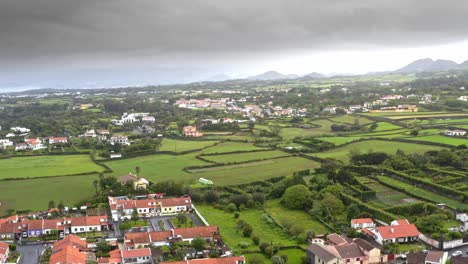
[121,248,151,258]
[125,232,151,244]
[377,224,420,239]
[49,245,87,264]
[393,219,410,226]
[26,219,43,230]
[0,215,18,226]
[149,231,172,242]
[0,241,9,257]
[173,226,219,239]
[351,218,374,224]
[161,256,245,264]
[53,235,87,252]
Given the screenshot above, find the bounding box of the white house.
[351,218,376,229]
[49,137,68,144]
[141,116,155,123]
[365,219,420,245]
[109,136,130,146]
[0,139,13,149]
[444,130,466,136]
[10,127,30,133]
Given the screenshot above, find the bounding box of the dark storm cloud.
[1,0,468,64]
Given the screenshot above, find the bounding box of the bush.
[243,223,253,237]
[226,203,237,213]
[252,235,260,245]
[8,244,16,251]
[238,241,250,249]
[259,242,270,253]
[281,184,311,209]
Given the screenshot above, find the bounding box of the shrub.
[281,184,311,209]
[226,203,237,213]
[252,235,260,245]
[243,223,253,237]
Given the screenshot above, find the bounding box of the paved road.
[17,243,45,264]
[448,245,468,259]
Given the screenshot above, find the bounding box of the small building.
[0,241,9,263]
[183,126,203,137]
[407,250,448,264]
[0,139,13,149]
[110,152,122,159]
[444,129,466,137]
[109,136,130,146]
[351,218,376,230]
[119,174,149,190]
[49,137,68,144]
[365,219,420,245]
[141,116,155,123]
[84,129,97,138]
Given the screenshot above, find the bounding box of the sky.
[1,0,468,90]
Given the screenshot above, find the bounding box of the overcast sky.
[1,0,468,89]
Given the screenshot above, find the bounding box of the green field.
[370,122,403,131]
[196,204,298,252]
[360,178,418,207]
[202,141,265,154]
[329,115,374,125]
[362,111,449,117]
[316,136,363,145]
[405,135,467,146]
[245,249,306,264]
[105,153,207,183]
[191,157,320,185]
[202,150,290,163]
[376,176,468,210]
[0,175,96,215]
[159,139,219,152]
[265,200,329,235]
[0,155,104,179]
[310,140,445,162]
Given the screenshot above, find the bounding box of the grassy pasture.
[329,115,374,125]
[202,141,265,154]
[310,140,445,162]
[360,177,419,207]
[316,136,363,145]
[202,150,290,163]
[196,204,297,252]
[0,155,104,179]
[370,122,403,131]
[405,135,467,146]
[0,175,96,215]
[265,200,329,235]
[362,111,449,117]
[159,138,219,152]
[104,153,207,183]
[191,157,320,185]
[376,176,468,210]
[245,249,306,264]
[388,113,468,120]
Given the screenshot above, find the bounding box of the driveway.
[17,243,45,264]
[148,216,174,231]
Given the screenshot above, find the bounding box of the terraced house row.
[0,215,108,240]
[109,195,193,221]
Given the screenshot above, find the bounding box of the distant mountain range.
[395,58,468,73]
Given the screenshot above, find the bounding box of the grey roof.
[307,244,338,262]
[334,243,365,259]
[353,238,377,252]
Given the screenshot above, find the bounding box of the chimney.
[390,227,394,233]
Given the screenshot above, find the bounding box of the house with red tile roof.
[98,248,152,264]
[70,215,108,234]
[49,235,88,264]
[124,226,220,248]
[351,218,375,230]
[48,137,68,144]
[109,196,192,221]
[160,256,245,264]
[307,234,389,264]
[183,126,203,137]
[0,241,9,263]
[365,219,420,245]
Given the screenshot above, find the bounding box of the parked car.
[452,251,462,257]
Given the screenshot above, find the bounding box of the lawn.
[104,153,207,183]
[405,135,467,146]
[0,174,97,215]
[201,150,290,163]
[202,141,265,154]
[376,176,468,210]
[196,204,297,252]
[245,249,306,264]
[309,140,445,162]
[329,115,374,125]
[370,122,403,131]
[0,155,105,179]
[190,157,320,185]
[316,136,363,146]
[159,139,219,152]
[265,200,329,235]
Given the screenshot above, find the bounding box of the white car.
[452,251,462,257]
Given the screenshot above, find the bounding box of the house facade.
[109,196,192,221]
[183,126,203,137]
[0,241,9,263]
[109,136,130,146]
[351,218,376,230]
[444,130,466,137]
[49,137,68,144]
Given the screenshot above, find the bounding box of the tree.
[191,238,206,251]
[93,179,99,196]
[281,185,311,209]
[268,126,281,137]
[242,223,253,237]
[48,200,56,209]
[131,207,139,221]
[176,213,187,227]
[57,201,65,212]
[204,190,219,204]
[271,255,286,264]
[248,122,255,132]
[410,129,419,136]
[135,166,141,178]
[249,255,265,264]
